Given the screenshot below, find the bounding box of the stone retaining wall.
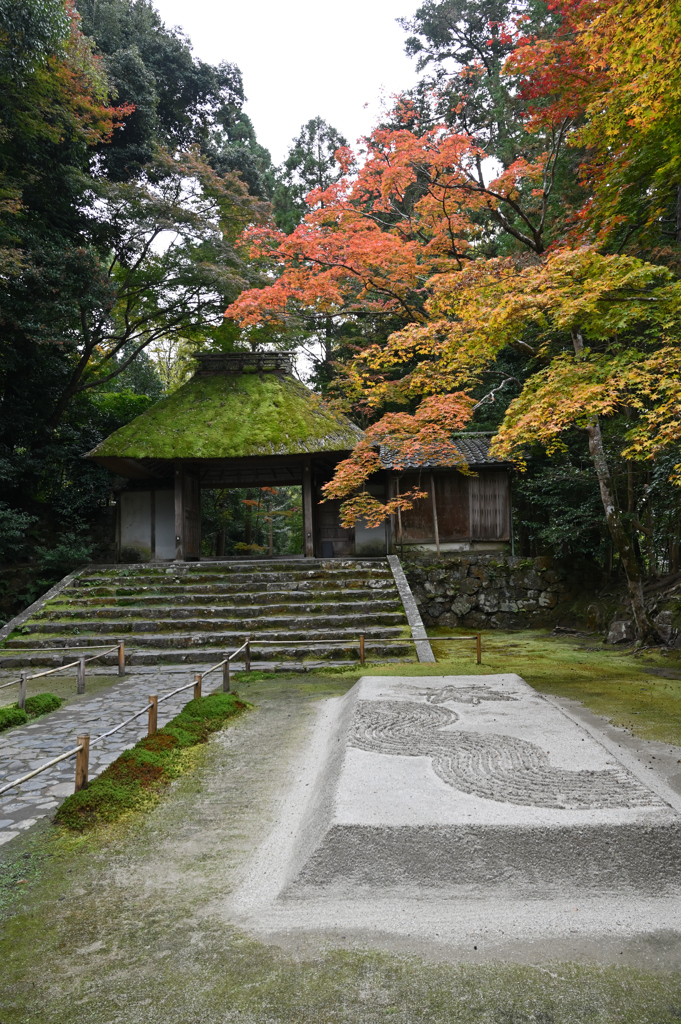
[403,554,576,629]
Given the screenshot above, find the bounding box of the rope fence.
[0,642,126,705]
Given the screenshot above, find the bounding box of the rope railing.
[0,642,126,704]
[230,633,482,665]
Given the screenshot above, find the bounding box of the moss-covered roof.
[87,370,364,461]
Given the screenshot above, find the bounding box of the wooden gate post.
[75,734,90,792]
[17,670,27,711]
[174,462,184,561]
[193,673,202,700]
[148,695,158,736]
[476,633,482,665]
[117,640,125,676]
[77,657,85,695]
[302,458,314,557]
[223,658,231,693]
[359,635,365,665]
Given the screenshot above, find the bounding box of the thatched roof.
[86,354,363,471]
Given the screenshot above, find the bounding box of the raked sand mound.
[230,675,681,946]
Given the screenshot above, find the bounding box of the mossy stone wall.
[403,554,580,629]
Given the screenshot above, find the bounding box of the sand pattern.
[350,698,663,809]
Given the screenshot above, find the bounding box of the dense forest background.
[1,0,679,633]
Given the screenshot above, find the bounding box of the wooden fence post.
[148,695,158,736]
[223,658,231,693]
[117,641,125,676]
[17,670,27,711]
[77,657,85,695]
[245,639,251,673]
[476,633,482,665]
[359,635,365,665]
[75,734,90,792]
[193,673,202,700]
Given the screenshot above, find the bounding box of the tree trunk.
[571,332,661,642]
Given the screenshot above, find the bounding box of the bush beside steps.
[55,691,248,832]
[0,692,63,732]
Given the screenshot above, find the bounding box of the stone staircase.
[0,559,415,671]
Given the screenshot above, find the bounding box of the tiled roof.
[379,433,506,469]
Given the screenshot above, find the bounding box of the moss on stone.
[87,371,363,460]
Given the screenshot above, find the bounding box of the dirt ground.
[1,666,681,1024]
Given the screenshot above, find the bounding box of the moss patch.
[23,692,62,717]
[87,371,363,460]
[0,692,63,732]
[55,691,248,831]
[421,629,681,746]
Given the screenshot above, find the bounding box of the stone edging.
[0,566,88,645]
[387,555,436,664]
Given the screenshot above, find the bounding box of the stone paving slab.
[0,666,229,846]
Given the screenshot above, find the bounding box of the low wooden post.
[193,673,202,700]
[117,640,125,676]
[17,670,27,711]
[75,734,90,792]
[223,658,231,693]
[245,639,251,673]
[476,633,482,665]
[77,657,85,695]
[359,635,365,665]
[148,695,158,736]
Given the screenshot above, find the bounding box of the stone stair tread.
[36,599,402,618]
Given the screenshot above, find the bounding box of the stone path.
[0,666,226,846]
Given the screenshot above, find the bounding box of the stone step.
[85,557,387,573]
[57,581,398,602]
[77,566,393,585]
[35,599,403,623]
[4,625,407,650]
[21,611,407,635]
[0,556,419,670]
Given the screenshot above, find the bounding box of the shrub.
[0,705,28,731]
[0,691,63,732]
[25,692,62,717]
[34,532,94,579]
[55,691,248,831]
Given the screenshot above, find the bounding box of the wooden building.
[87,353,511,560]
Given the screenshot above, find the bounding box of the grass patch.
[0,692,63,732]
[425,628,681,746]
[54,691,248,831]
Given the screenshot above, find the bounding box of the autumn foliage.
[225,0,681,643]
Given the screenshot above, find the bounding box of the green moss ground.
[1,638,680,1021]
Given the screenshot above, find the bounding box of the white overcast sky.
[152,0,420,164]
